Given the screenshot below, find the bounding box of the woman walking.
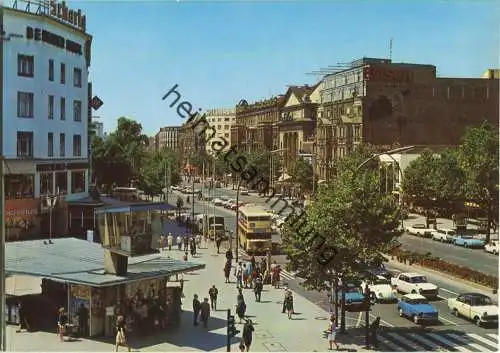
[284,292,294,319]
[327,315,339,350]
[115,315,131,352]
[57,307,67,342]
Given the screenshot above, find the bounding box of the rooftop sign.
[49,0,86,32]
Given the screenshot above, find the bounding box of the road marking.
[355,311,363,327]
[447,333,495,352]
[407,332,441,351]
[386,332,426,351]
[438,315,458,325]
[427,333,469,352]
[466,333,498,349]
[487,333,498,341]
[439,287,459,296]
[378,334,405,351]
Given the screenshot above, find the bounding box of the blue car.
[454,235,485,248]
[337,283,366,311]
[398,294,439,324]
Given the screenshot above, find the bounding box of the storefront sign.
[5,199,39,218]
[50,0,87,32]
[26,26,82,55]
[364,66,412,82]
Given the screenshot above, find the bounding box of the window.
[17,55,34,77]
[17,92,34,118]
[48,95,54,119]
[16,131,34,158]
[55,171,68,195]
[224,125,229,129]
[73,134,82,156]
[73,68,82,87]
[49,59,54,81]
[48,132,54,157]
[59,133,66,157]
[71,171,86,193]
[40,173,54,195]
[5,174,34,199]
[60,63,66,84]
[73,100,82,122]
[60,97,66,120]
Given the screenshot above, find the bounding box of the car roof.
[460,293,489,299]
[402,294,427,300]
[400,272,424,277]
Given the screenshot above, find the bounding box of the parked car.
[431,228,456,242]
[447,293,498,326]
[406,224,434,238]
[362,275,397,303]
[365,264,393,280]
[240,189,249,196]
[337,282,366,311]
[484,241,499,255]
[391,272,439,299]
[398,294,439,324]
[453,235,485,248]
[213,198,223,206]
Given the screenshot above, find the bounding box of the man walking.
[176,235,182,250]
[370,316,381,348]
[254,277,263,302]
[242,319,255,351]
[200,298,210,328]
[208,285,218,311]
[216,234,222,254]
[192,294,201,326]
[167,232,174,251]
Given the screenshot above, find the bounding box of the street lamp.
[45,195,58,242]
[235,177,244,265]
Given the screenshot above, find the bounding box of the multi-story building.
[2,0,92,240]
[178,115,205,173]
[153,126,180,152]
[279,84,321,170]
[316,57,499,181]
[232,95,286,153]
[204,108,235,155]
[91,119,104,139]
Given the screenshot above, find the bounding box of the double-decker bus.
[238,206,273,254]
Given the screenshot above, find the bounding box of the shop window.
[40,172,54,195]
[5,174,34,199]
[71,171,86,194]
[55,171,68,195]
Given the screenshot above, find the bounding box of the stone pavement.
[6,240,369,351]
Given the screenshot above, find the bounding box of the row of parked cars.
[406,223,499,254]
[341,268,498,327]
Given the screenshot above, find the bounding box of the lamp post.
[235,177,244,264]
[46,195,58,242]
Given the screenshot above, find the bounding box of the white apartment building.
[92,119,104,139]
[204,108,235,154]
[2,1,92,239]
[154,126,180,152]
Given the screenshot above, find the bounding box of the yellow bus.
[238,206,273,254]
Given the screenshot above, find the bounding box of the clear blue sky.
[78,0,498,135]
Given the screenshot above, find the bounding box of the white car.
[431,228,456,242]
[484,241,499,255]
[391,272,439,299]
[362,275,398,302]
[448,293,498,326]
[213,198,223,206]
[406,224,434,238]
[240,189,249,196]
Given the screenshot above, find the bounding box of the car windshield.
[409,298,428,305]
[409,276,427,283]
[373,278,390,285]
[470,296,493,306]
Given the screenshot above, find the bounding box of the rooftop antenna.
[389,38,393,61]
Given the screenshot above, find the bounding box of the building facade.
[92,119,104,139]
[204,108,235,155]
[154,126,180,152]
[1,1,92,240]
[178,116,205,172]
[232,95,286,153]
[316,57,499,181]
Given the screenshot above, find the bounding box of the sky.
[44,1,500,135]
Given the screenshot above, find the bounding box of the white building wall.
[2,9,89,159]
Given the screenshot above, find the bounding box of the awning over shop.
[94,201,177,214]
[5,238,205,288]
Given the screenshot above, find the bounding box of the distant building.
[92,120,105,139]
[204,108,235,154]
[482,69,500,79]
[153,126,180,152]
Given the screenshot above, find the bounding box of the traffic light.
[227,314,240,337]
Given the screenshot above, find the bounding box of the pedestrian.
[177,235,182,250]
[16,302,30,333]
[190,238,195,257]
[192,237,197,255]
[370,316,381,348]
[225,248,233,265]
[209,285,218,310]
[236,299,246,324]
[183,236,189,252]
[216,235,222,254]
[192,294,201,326]
[183,251,188,261]
[57,307,67,342]
[285,292,294,319]
[224,261,231,283]
[236,264,243,288]
[282,289,289,314]
[115,315,131,352]
[237,288,245,303]
[242,264,248,288]
[200,298,210,328]
[159,234,166,251]
[250,255,256,269]
[254,277,263,302]
[327,315,339,350]
[196,233,202,248]
[167,232,174,251]
[242,319,255,352]
[77,303,89,337]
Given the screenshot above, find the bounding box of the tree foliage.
[281,146,401,291]
[138,148,181,197]
[288,157,314,191]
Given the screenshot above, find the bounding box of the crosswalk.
[378,330,498,352]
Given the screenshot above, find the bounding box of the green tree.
[288,157,314,191]
[281,146,401,299]
[458,122,499,242]
[433,149,465,205]
[139,148,181,198]
[401,150,440,206]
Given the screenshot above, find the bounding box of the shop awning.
[94,201,177,214]
[5,238,205,288]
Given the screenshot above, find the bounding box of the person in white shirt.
[196,234,202,248]
[167,233,174,251]
[176,235,182,251]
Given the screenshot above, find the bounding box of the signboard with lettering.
[5,199,40,241]
[50,1,87,32]
[364,66,412,82]
[26,26,82,55]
